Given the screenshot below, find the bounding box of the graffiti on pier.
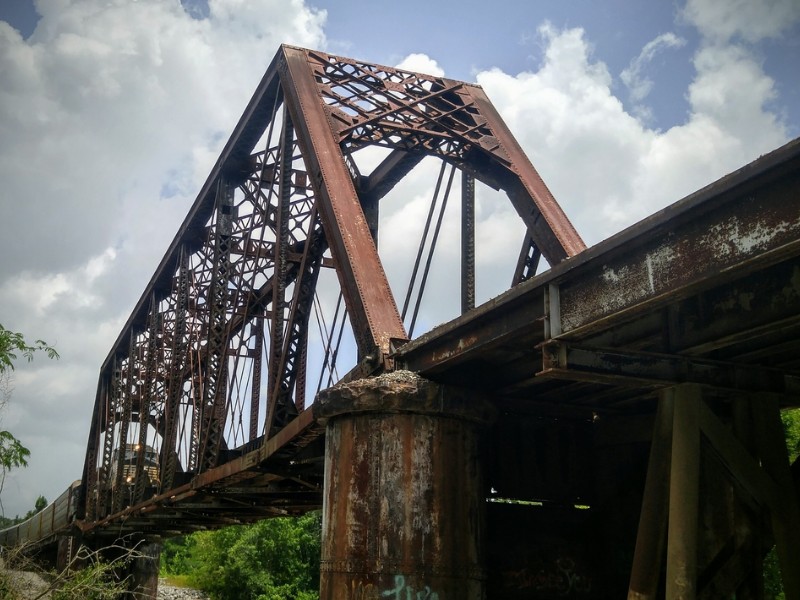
[382,575,440,600]
[337,575,439,600]
[504,557,592,597]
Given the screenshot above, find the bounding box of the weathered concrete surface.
[316,371,493,599]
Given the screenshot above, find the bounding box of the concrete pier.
[315,371,492,599]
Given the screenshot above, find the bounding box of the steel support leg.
[127,542,161,600]
[666,383,701,600]
[628,389,675,599]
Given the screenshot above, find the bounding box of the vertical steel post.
[628,389,675,599]
[249,318,264,441]
[133,295,158,505]
[198,177,234,471]
[127,542,161,600]
[512,234,542,285]
[99,364,120,517]
[269,112,292,405]
[84,378,107,521]
[112,333,135,514]
[315,373,491,599]
[461,170,475,314]
[666,384,701,600]
[731,398,763,598]
[161,247,189,491]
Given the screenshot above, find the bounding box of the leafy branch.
[0,324,60,374]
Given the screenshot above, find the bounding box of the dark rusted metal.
[538,341,800,397]
[198,177,234,472]
[512,233,541,285]
[462,170,475,314]
[627,390,674,599]
[160,246,189,492]
[315,373,492,600]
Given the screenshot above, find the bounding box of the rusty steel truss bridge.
[2,46,800,600]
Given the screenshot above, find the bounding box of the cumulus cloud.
[683,0,800,43]
[395,53,445,77]
[476,23,788,245]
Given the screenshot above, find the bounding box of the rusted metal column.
[628,389,675,599]
[666,384,701,600]
[461,170,475,314]
[315,371,492,600]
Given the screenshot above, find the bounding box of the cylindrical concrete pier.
[315,371,492,600]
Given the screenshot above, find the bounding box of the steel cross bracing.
[72,44,584,528]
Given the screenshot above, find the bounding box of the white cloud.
[683,0,800,43]
[395,53,445,77]
[477,26,652,242]
[621,32,686,121]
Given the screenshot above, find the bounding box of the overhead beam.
[358,149,424,200]
[394,283,545,373]
[538,341,800,398]
[551,142,800,338]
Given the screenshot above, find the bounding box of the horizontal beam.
[394,287,545,373]
[539,341,800,398]
[553,142,800,338]
[395,138,800,375]
[359,149,424,201]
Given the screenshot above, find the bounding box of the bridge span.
[2,45,800,599]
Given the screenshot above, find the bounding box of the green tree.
[162,512,321,600]
[0,323,59,516]
[0,324,59,372]
[22,494,48,520]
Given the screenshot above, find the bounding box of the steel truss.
[79,45,584,523]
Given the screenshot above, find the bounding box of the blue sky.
[0,0,798,516]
